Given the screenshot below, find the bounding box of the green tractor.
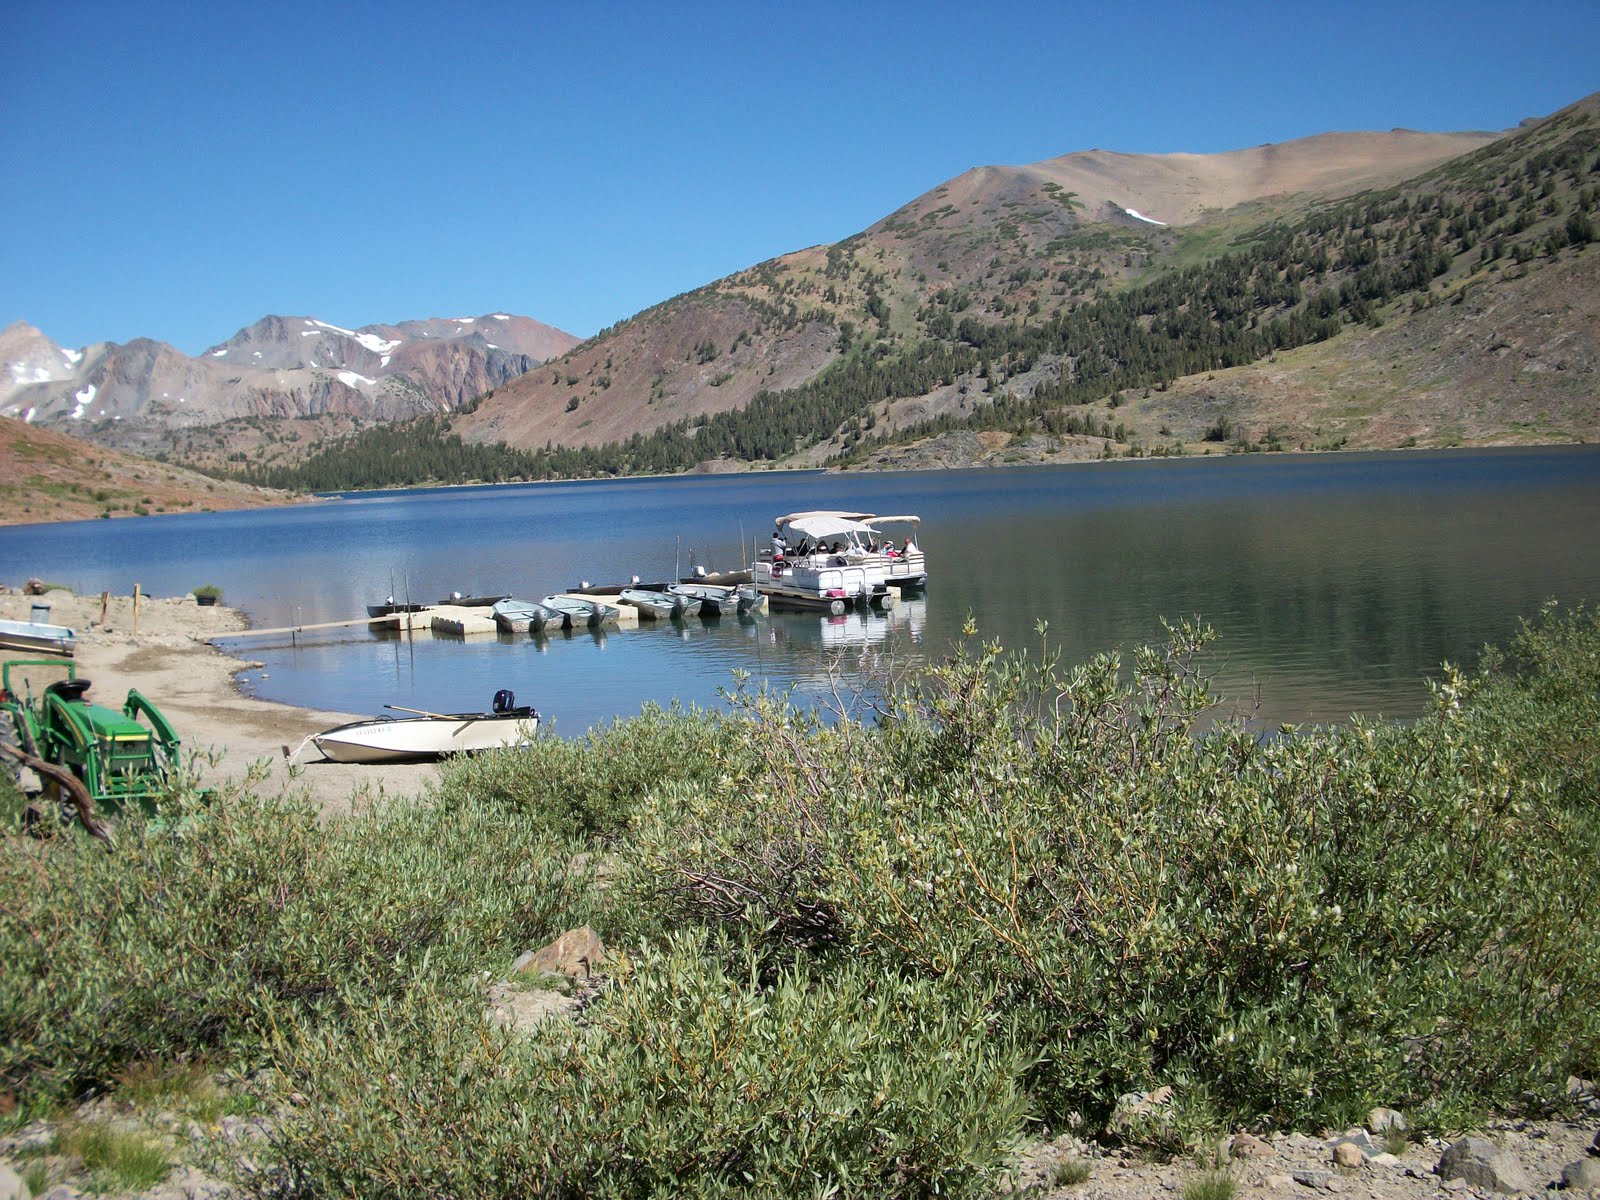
[1,657,182,842]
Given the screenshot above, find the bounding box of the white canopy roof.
[781,513,876,541]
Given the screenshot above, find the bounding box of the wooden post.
[133,583,141,636]
[99,591,109,626]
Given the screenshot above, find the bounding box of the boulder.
[1228,1132,1275,1160]
[1436,1135,1536,1194]
[1366,1106,1408,1135]
[1562,1156,1600,1192]
[1333,1142,1366,1168]
[1329,1128,1379,1158]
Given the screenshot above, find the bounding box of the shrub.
[269,933,1028,1199]
[0,789,592,1103]
[438,702,743,845]
[621,619,1600,1136]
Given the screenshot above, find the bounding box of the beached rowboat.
[310,692,539,764]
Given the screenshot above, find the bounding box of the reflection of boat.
[492,598,561,634]
[0,617,77,657]
[540,595,620,630]
[309,692,539,764]
[668,582,761,617]
[753,513,894,613]
[620,588,698,620]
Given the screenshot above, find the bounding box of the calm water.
[4,447,1600,733]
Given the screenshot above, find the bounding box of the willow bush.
[0,786,593,1103]
[270,933,1027,1199]
[440,701,746,843]
[623,614,1600,1135]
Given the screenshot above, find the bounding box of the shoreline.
[1,587,436,815]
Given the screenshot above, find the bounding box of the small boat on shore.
[308,691,539,764]
[492,598,562,634]
[0,617,77,657]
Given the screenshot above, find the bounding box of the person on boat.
[902,536,918,555]
[770,529,787,560]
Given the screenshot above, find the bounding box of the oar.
[385,703,456,719]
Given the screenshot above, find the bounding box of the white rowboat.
[311,693,539,764]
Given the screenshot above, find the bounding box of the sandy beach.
[1,586,438,815]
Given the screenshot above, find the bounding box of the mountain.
[450,126,1506,455]
[0,313,580,461]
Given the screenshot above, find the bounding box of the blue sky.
[3,1,1597,356]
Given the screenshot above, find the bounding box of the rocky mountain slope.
[0,313,579,460]
[452,126,1506,454]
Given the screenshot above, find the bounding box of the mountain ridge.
[0,312,581,459]
[451,122,1518,456]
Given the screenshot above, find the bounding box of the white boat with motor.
[668,581,761,616]
[305,690,539,764]
[753,512,896,614]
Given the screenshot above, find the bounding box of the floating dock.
[212,591,774,646]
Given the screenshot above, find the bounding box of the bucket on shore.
[29,602,50,624]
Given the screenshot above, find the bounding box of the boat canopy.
[860,515,921,530]
[779,513,877,543]
[773,510,875,528]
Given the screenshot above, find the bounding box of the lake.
[4,446,1599,734]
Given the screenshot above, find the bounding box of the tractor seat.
[45,678,92,703]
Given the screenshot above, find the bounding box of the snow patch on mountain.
[307,318,402,355]
[71,384,96,420]
[337,371,376,387]
[61,348,82,365]
[10,363,51,384]
[1124,207,1168,226]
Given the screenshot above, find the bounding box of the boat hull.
[541,596,619,629]
[0,618,76,657]
[620,588,697,620]
[313,711,539,763]
[492,599,559,634]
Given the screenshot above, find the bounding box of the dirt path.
[2,587,438,815]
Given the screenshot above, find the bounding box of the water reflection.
[3,448,1598,733]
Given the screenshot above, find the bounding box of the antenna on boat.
[675,535,681,584]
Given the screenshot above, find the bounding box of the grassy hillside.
[0,416,296,525]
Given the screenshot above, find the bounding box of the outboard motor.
[492,688,516,714]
